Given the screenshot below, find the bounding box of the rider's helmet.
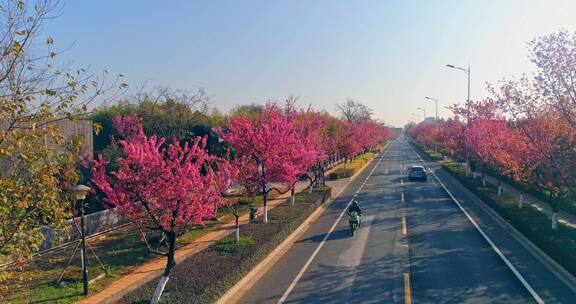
[351,199,358,207]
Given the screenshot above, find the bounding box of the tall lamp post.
[424,97,438,122]
[417,107,426,121]
[70,184,91,296]
[446,63,471,175]
[425,96,439,152]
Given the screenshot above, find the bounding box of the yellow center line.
[404,272,412,304]
[402,216,407,236]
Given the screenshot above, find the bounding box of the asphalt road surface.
[235,138,576,304]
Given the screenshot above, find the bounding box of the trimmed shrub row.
[119,186,332,304]
[481,166,576,217]
[441,161,576,277]
[415,141,576,217]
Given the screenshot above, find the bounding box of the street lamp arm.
[446,64,469,74]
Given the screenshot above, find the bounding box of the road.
[235,139,576,304]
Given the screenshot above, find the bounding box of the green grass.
[425,149,444,161]
[0,206,252,303]
[213,237,255,256]
[328,152,375,180]
[120,186,332,304]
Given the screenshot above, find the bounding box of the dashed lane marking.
[404,273,412,304]
[277,144,391,303]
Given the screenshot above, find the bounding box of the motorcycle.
[349,211,361,236]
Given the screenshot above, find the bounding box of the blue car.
[408,165,427,181]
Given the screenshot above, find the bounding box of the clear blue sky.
[45,0,576,126]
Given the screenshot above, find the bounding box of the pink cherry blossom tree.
[218,102,309,223]
[87,115,233,302]
[292,108,330,197]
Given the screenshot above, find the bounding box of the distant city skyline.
[45,0,576,127]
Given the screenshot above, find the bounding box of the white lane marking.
[401,192,405,203]
[408,145,545,304]
[385,169,389,174]
[401,178,404,186]
[339,215,374,302]
[277,145,390,304]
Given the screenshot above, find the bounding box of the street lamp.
[417,107,426,121]
[70,184,91,296]
[424,97,438,122]
[425,96,439,152]
[447,63,471,175]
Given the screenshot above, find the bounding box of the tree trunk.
[291,188,295,205]
[263,192,268,223]
[518,193,524,209]
[151,231,176,304]
[497,181,502,196]
[551,212,558,230]
[235,215,240,241]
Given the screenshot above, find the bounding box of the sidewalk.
[77,160,362,304]
[438,153,576,230]
[479,173,576,229]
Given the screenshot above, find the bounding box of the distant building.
[44,119,94,156]
[0,119,93,174]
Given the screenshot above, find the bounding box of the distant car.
[408,165,427,181]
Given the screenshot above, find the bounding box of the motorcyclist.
[348,200,362,228]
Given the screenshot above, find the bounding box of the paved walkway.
[477,173,576,229]
[443,154,576,229]
[77,159,364,304]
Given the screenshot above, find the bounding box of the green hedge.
[425,149,444,161]
[481,166,576,217]
[442,162,576,277]
[328,168,354,180]
[418,144,576,217]
[120,186,332,304]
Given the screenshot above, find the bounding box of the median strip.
[219,143,392,304]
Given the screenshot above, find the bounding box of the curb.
[77,183,316,304]
[439,168,576,295]
[217,143,390,304]
[412,144,576,296]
